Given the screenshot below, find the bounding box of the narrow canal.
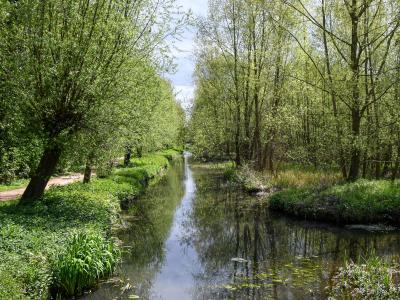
[85,154,400,299]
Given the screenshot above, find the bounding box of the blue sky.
[166,0,208,111]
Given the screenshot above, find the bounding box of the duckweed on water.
[213,256,324,298]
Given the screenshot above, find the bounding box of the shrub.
[53,233,120,297]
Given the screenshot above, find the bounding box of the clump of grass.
[230,163,341,192]
[330,257,400,299]
[53,233,120,296]
[271,168,342,189]
[327,179,400,223]
[156,148,183,161]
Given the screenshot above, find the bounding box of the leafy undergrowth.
[0,150,181,299]
[329,257,400,299]
[269,179,400,224]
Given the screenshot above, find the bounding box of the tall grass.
[233,163,342,192]
[271,168,342,188]
[54,233,120,296]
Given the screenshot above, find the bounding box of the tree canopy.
[189,0,400,181]
[0,0,186,200]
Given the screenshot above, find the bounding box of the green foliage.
[330,257,400,299]
[54,233,120,297]
[189,0,400,180]
[0,150,178,298]
[269,180,400,224]
[0,0,186,199]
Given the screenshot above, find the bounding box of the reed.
[53,233,120,296]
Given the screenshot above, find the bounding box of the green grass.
[330,257,400,299]
[0,149,181,299]
[269,179,400,224]
[0,178,29,192]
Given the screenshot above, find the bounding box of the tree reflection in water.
[85,162,400,300]
[185,168,400,300]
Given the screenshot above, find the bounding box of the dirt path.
[0,174,84,202]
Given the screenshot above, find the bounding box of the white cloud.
[167,1,208,113]
[174,85,195,111]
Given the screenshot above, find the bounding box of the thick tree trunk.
[20,145,62,202]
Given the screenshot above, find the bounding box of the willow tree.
[0,0,184,201]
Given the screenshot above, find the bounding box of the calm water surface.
[85,155,400,299]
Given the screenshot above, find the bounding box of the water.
[85,155,400,299]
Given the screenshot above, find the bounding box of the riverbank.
[0,149,181,299]
[269,179,400,225]
[227,164,400,226]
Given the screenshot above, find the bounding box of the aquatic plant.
[53,232,120,296]
[329,257,400,299]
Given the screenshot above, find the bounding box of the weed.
[330,257,400,299]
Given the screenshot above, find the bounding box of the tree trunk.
[348,109,361,181]
[83,160,92,184]
[124,147,132,167]
[348,3,361,181]
[392,143,400,181]
[322,0,347,179]
[20,145,62,203]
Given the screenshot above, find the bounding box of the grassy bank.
[269,179,400,225]
[228,164,400,225]
[0,149,181,299]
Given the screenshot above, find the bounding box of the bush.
[53,233,120,296]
